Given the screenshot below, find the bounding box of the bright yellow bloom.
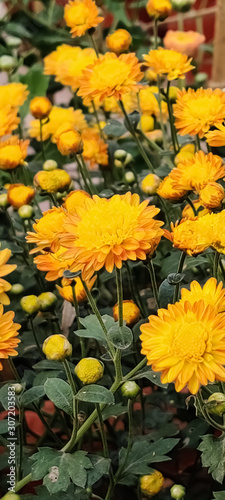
[63,189,91,213]
[170,151,225,192]
[164,30,205,56]
[78,52,143,105]
[0,249,17,306]
[113,300,140,325]
[33,246,74,281]
[29,106,87,142]
[174,143,195,166]
[180,278,225,313]
[0,136,29,171]
[64,0,104,37]
[140,471,164,496]
[0,106,20,137]
[56,126,83,156]
[60,192,164,279]
[30,96,52,120]
[164,216,211,255]
[141,298,225,394]
[106,29,132,54]
[57,275,96,303]
[144,48,194,81]
[139,87,168,122]
[26,207,67,254]
[168,85,179,102]
[145,69,158,82]
[210,210,225,254]
[157,176,188,202]
[43,334,72,361]
[138,115,154,133]
[0,304,21,370]
[44,44,78,76]
[34,169,71,193]
[75,358,104,384]
[146,0,172,19]
[141,173,161,195]
[199,182,224,209]
[7,184,35,209]
[205,123,225,148]
[174,88,225,138]
[82,127,108,168]
[182,199,210,219]
[0,83,28,108]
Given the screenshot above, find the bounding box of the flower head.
[146,0,172,19]
[56,125,83,156]
[26,207,67,254]
[164,30,205,56]
[29,106,87,142]
[140,471,164,496]
[82,127,108,168]
[64,0,104,37]
[0,106,20,137]
[106,29,132,54]
[174,88,225,138]
[174,142,195,165]
[33,246,75,281]
[0,304,21,370]
[0,136,29,171]
[57,275,96,303]
[113,300,140,325]
[199,182,224,209]
[7,184,35,209]
[140,299,225,393]
[164,216,211,255]
[170,151,225,191]
[60,192,164,279]
[63,189,91,213]
[0,83,28,108]
[43,334,72,361]
[157,176,188,202]
[205,123,225,148]
[34,169,71,193]
[144,48,194,80]
[0,248,17,305]
[210,210,225,254]
[30,96,52,120]
[182,199,210,219]
[78,52,143,105]
[180,278,225,313]
[75,357,104,384]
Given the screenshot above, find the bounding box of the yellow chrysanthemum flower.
[64,0,104,37]
[174,143,195,166]
[75,358,104,384]
[205,123,225,148]
[7,184,35,209]
[63,189,91,213]
[34,169,71,193]
[30,96,52,120]
[44,44,77,76]
[0,83,28,108]
[33,246,74,281]
[26,207,67,254]
[0,304,21,370]
[138,115,154,133]
[199,182,224,209]
[170,151,225,192]
[164,30,205,56]
[77,52,143,105]
[56,124,83,156]
[0,248,17,306]
[164,216,211,255]
[43,334,72,361]
[29,106,87,142]
[59,192,164,279]
[140,471,164,496]
[157,176,188,202]
[210,210,225,254]
[82,128,108,168]
[140,299,225,393]
[106,29,132,55]
[144,48,194,81]
[180,278,225,313]
[0,106,20,137]
[103,91,139,115]
[146,0,172,19]
[57,275,96,303]
[113,300,140,326]
[181,199,210,219]
[174,88,225,138]
[0,136,29,171]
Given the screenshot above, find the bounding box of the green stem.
[115,267,123,327]
[156,76,168,151]
[146,259,160,309]
[153,19,158,49]
[173,251,186,303]
[125,262,147,317]
[40,119,46,162]
[76,156,91,194]
[156,194,170,228]
[15,473,32,493]
[196,135,201,151]
[166,81,179,153]
[89,32,99,57]
[63,359,77,395]
[96,403,109,458]
[213,251,220,281]
[17,407,24,481]
[62,397,79,452]
[79,154,98,194]
[72,282,86,357]
[32,402,63,446]
[30,316,44,358]
[186,196,197,216]
[92,99,105,141]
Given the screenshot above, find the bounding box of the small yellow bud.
[145,69,158,82]
[30,96,52,120]
[38,292,57,311]
[125,171,135,184]
[43,334,72,361]
[20,295,40,315]
[113,300,140,326]
[43,159,58,171]
[168,86,179,102]
[0,55,17,71]
[124,152,133,166]
[114,159,123,168]
[114,149,127,161]
[140,471,164,497]
[121,381,140,399]
[18,204,34,219]
[1,493,21,500]
[0,193,9,207]
[139,115,154,133]
[11,383,23,395]
[141,173,161,195]
[75,358,104,384]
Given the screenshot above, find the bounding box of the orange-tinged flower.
[146,0,172,19]
[63,189,91,213]
[170,151,225,192]
[26,207,67,254]
[144,48,194,81]
[56,124,83,156]
[199,182,224,209]
[0,248,17,305]
[164,30,205,56]
[180,278,225,313]
[7,184,35,209]
[44,45,78,76]
[205,123,225,148]
[0,83,28,108]
[103,91,139,115]
[113,300,140,325]
[77,52,143,105]
[106,29,132,54]
[34,169,71,193]
[33,246,75,281]
[29,106,87,142]
[140,471,164,497]
[210,210,225,254]
[59,192,164,279]
[139,87,168,122]
[56,275,96,303]
[157,176,188,202]
[0,136,29,171]
[64,0,104,38]
[140,299,225,394]
[174,143,195,165]
[174,88,225,138]
[82,128,108,168]
[0,106,20,137]
[0,304,21,370]
[30,96,52,120]
[182,199,210,219]
[164,216,211,255]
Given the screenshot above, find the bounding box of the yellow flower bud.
[30,96,52,120]
[113,300,140,326]
[146,0,172,20]
[0,193,9,207]
[38,292,57,311]
[139,115,154,133]
[106,29,132,55]
[168,85,179,102]
[181,199,210,219]
[34,169,71,193]
[55,123,83,156]
[10,283,24,295]
[141,173,161,195]
[43,334,72,361]
[2,493,21,500]
[75,357,104,384]
[140,471,164,497]
[145,69,158,82]
[199,182,224,209]
[175,143,195,165]
[20,295,40,315]
[7,184,35,209]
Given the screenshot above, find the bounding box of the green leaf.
[75,314,114,346]
[33,360,66,371]
[44,378,73,416]
[20,386,45,407]
[198,434,225,483]
[75,385,115,405]
[0,419,19,435]
[87,456,110,487]
[212,493,225,500]
[33,370,64,387]
[102,403,127,421]
[19,63,50,119]
[158,274,184,308]
[103,119,127,137]
[21,484,86,500]
[133,368,168,389]
[108,324,133,349]
[5,22,32,39]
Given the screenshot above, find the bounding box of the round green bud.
[0,193,9,208]
[11,383,23,395]
[20,295,40,315]
[38,292,57,311]
[10,283,24,295]
[121,381,140,400]
[195,72,208,85]
[114,149,127,161]
[207,392,225,417]
[124,152,133,166]
[56,191,67,200]
[6,35,22,48]
[18,205,34,219]
[0,55,17,71]
[43,159,58,171]
[125,171,135,184]
[2,493,21,500]
[114,159,123,168]
[171,0,195,12]
[170,484,186,500]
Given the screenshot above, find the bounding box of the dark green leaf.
[19,63,50,119]
[75,385,115,405]
[212,493,225,500]
[198,434,225,483]
[103,119,127,137]
[0,419,19,435]
[133,368,168,389]
[76,314,114,346]
[102,403,127,420]
[87,456,110,486]
[5,22,32,39]
[20,386,45,407]
[44,378,73,416]
[108,324,133,349]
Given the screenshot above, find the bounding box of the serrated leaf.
[75,385,115,405]
[108,324,133,349]
[75,314,114,347]
[20,386,45,407]
[20,484,86,500]
[133,368,168,389]
[87,456,110,487]
[44,378,73,416]
[198,434,225,483]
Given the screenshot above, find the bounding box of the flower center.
[0,145,23,164]
[90,60,131,90]
[172,322,210,361]
[187,96,222,121]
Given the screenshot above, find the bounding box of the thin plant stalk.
[30,315,44,358]
[146,259,160,309]
[213,251,220,281]
[173,251,186,303]
[72,282,86,357]
[89,32,99,57]
[186,196,197,216]
[39,119,46,162]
